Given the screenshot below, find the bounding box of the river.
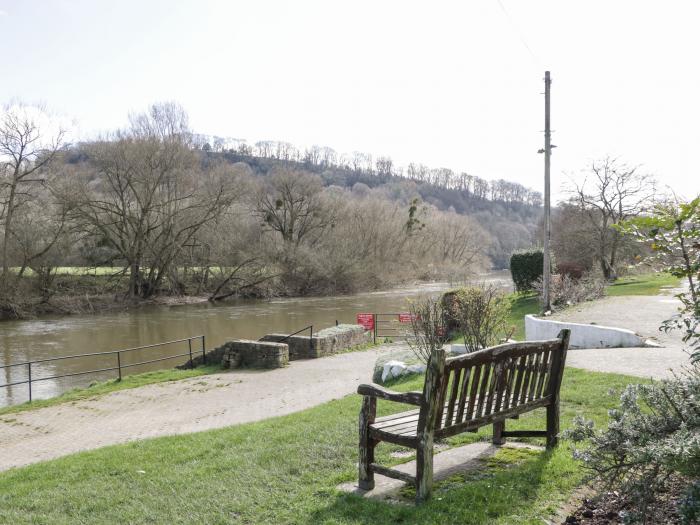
[0,271,511,406]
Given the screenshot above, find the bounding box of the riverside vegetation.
[0,101,545,319]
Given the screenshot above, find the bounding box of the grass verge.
[0,365,222,417]
[0,367,643,524]
[606,272,681,296]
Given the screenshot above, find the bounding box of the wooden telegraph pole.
[542,71,552,313]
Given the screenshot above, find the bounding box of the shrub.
[510,249,544,292]
[449,284,511,352]
[440,290,461,337]
[556,261,586,280]
[532,273,605,308]
[406,296,447,364]
[566,366,700,523]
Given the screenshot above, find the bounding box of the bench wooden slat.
[528,351,543,401]
[434,369,451,430]
[455,365,472,424]
[492,360,507,413]
[475,362,492,418]
[520,352,535,405]
[536,348,551,398]
[445,368,462,427]
[501,357,514,411]
[510,354,527,408]
[465,363,481,420]
[485,361,502,416]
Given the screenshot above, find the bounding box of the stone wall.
[221,339,289,369]
[260,324,371,360]
[179,339,288,369]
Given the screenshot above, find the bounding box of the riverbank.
[1,270,504,320]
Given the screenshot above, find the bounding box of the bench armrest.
[357,383,423,406]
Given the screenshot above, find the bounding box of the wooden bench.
[357,329,570,502]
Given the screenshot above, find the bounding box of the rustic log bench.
[357,329,570,502]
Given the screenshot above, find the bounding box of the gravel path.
[0,344,401,472]
[555,293,692,379]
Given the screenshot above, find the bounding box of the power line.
[495,0,542,68]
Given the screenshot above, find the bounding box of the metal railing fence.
[0,335,205,404]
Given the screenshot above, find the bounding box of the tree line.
[0,102,502,318]
[194,135,543,207]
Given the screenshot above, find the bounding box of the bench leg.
[492,420,505,445]
[358,396,377,490]
[415,440,434,503]
[546,401,559,449]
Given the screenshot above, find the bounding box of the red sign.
[356,313,374,331]
[398,313,417,323]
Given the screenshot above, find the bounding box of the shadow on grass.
[304,447,558,525]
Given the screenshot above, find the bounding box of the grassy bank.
[606,272,680,296]
[0,365,222,417]
[0,367,642,524]
[503,272,679,340]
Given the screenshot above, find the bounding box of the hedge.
[510,249,544,292]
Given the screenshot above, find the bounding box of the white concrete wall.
[524,314,646,348]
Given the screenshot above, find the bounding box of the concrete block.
[524,314,647,348]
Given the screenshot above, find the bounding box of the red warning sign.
[356,313,374,331]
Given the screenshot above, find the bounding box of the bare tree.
[0,103,65,294]
[567,157,657,280]
[61,103,242,299]
[255,167,333,247]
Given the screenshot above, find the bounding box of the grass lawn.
[507,293,540,340]
[606,271,681,296]
[0,365,222,417]
[0,367,642,525]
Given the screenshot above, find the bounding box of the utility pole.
[542,70,552,313]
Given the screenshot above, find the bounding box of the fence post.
[373,314,377,344]
[117,352,122,381]
[309,325,313,351]
[188,339,194,369]
[27,362,32,402]
[201,335,206,364]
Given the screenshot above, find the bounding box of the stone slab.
[337,441,542,502]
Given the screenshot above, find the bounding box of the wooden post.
[493,420,506,445]
[546,329,570,448]
[358,395,377,490]
[415,348,445,503]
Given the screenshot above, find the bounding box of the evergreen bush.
[510,249,544,292]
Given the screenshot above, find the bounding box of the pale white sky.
[1,0,699,201]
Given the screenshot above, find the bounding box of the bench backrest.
[418,329,570,437]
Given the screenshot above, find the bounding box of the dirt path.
[555,293,692,379]
[0,344,401,472]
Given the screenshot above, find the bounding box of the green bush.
[510,249,544,292]
[566,366,700,523]
[444,284,511,352]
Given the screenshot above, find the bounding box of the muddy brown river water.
[0,271,510,406]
